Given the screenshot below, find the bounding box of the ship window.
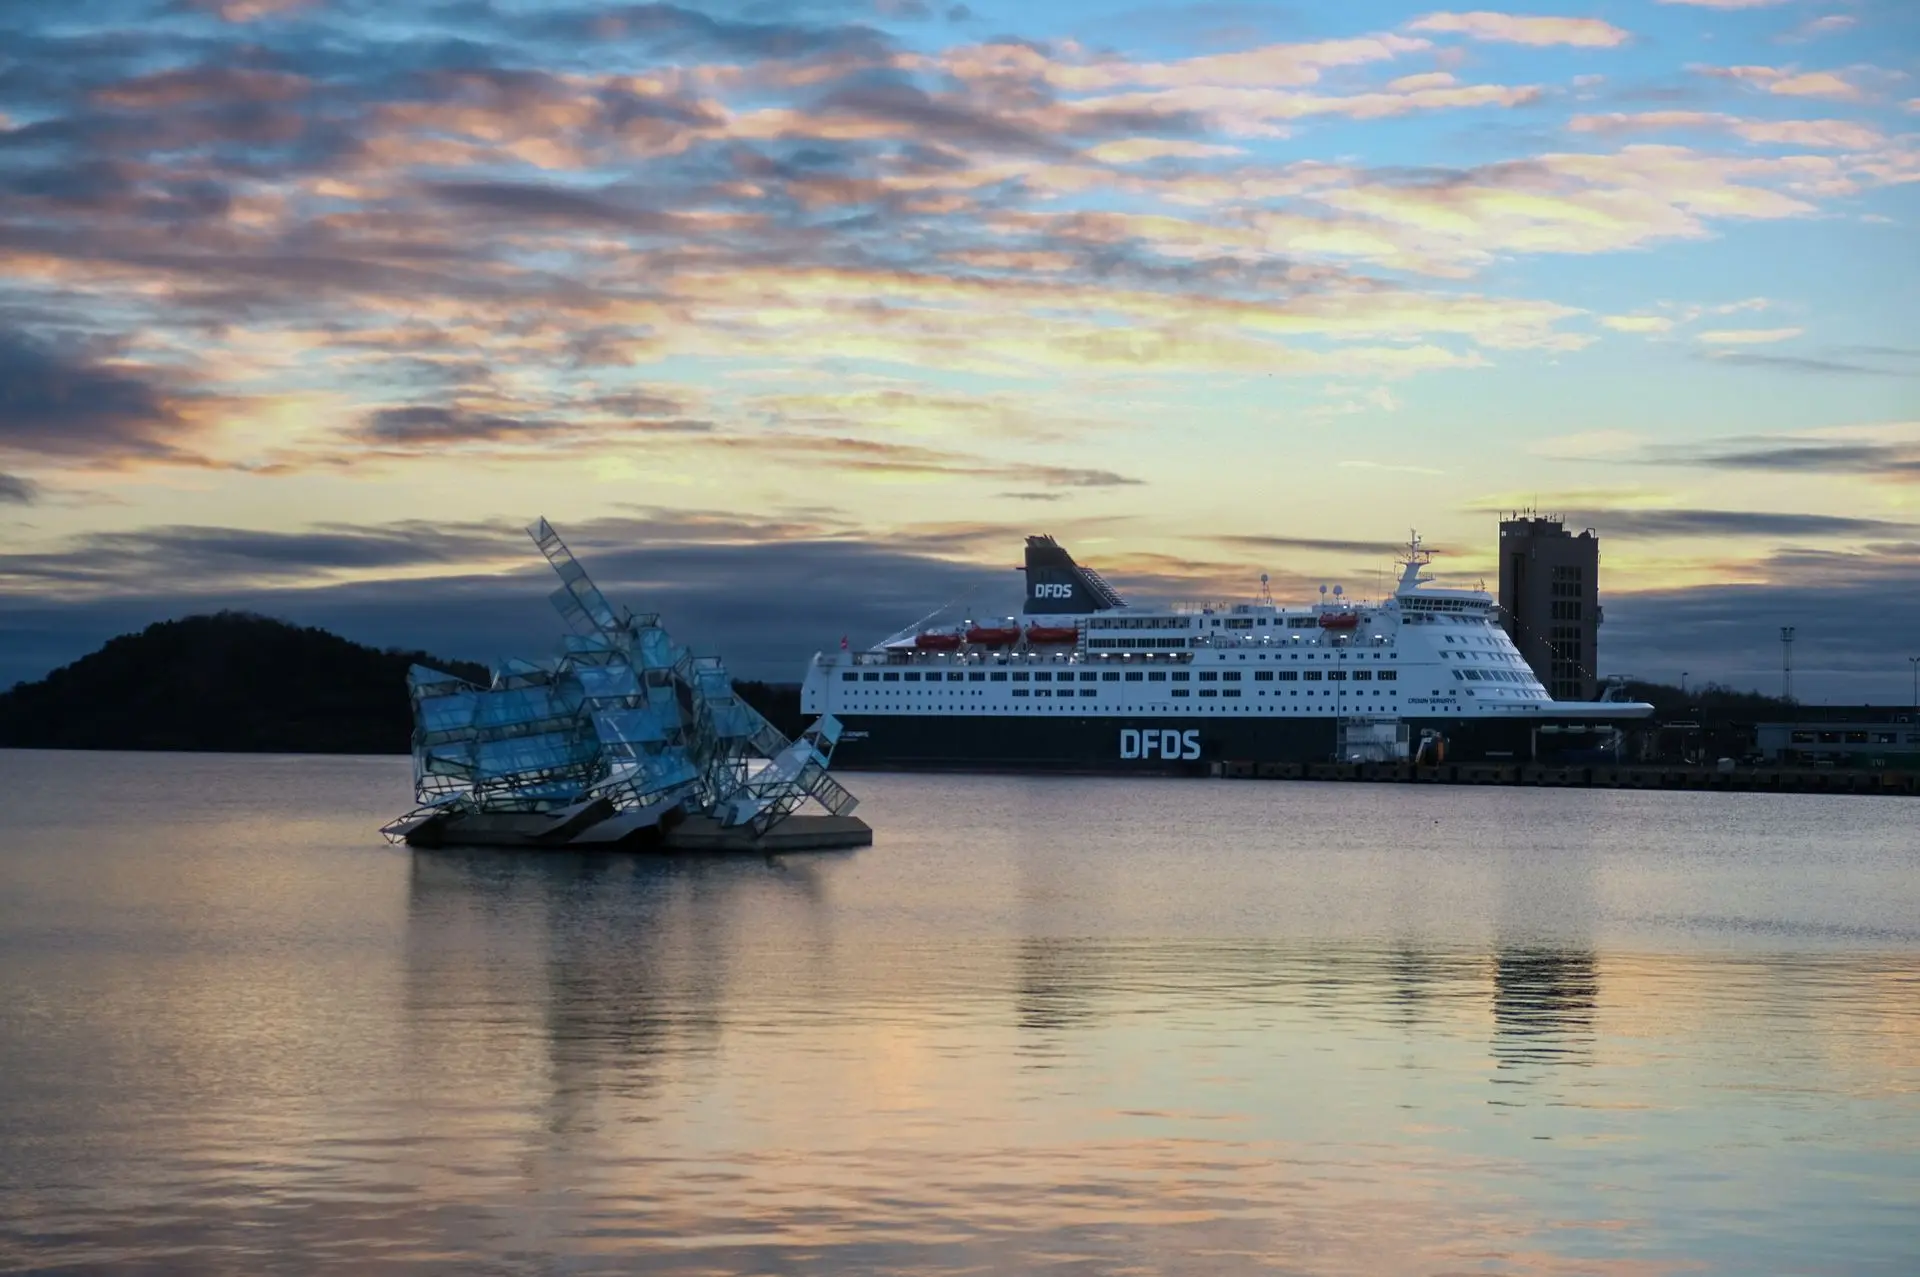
[1353,670,1371,681]
[1378,670,1396,681]
[1277,671,1297,681]
[883,672,900,682]
[949,672,966,682]
[1222,671,1241,681]
[1171,689,1189,697]
[968,672,985,682]
[1846,731,1869,744]
[1303,671,1321,681]
[1012,689,1029,697]
[1033,671,1051,682]
[1199,671,1218,682]
[1081,672,1099,682]
[1255,671,1273,681]
[1148,672,1167,682]
[990,672,1007,682]
[863,672,880,682]
[1452,670,1464,680]
[1035,689,1051,697]
[1125,672,1143,682]
[1463,670,1482,681]
[1199,689,1217,698]
[903,672,921,682]
[1102,671,1121,682]
[1080,689,1097,697]
[1171,672,1190,681]
[1223,690,1241,698]
[841,672,858,682]
[1012,671,1029,682]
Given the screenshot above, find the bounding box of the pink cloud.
[1407,11,1631,48]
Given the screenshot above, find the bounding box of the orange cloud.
[1408,11,1631,48]
[1700,64,1866,101]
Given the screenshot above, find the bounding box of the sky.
[1,0,1917,700]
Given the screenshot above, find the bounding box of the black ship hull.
[826,713,1615,775]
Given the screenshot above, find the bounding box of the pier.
[1211,759,1920,796]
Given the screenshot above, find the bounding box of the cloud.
[1600,315,1675,334]
[1697,327,1802,345]
[1569,111,1883,150]
[1666,437,1920,475]
[1701,351,1904,376]
[1786,15,1858,42]
[1407,11,1631,48]
[1657,0,1788,8]
[1698,64,1865,101]
[0,473,37,504]
[1568,508,1915,539]
[0,329,205,464]
[1211,534,1429,557]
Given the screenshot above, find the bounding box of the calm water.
[1,751,1916,1275]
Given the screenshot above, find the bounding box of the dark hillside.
[0,612,490,754]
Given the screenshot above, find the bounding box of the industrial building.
[1497,515,1601,702]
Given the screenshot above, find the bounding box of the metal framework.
[383,518,856,841]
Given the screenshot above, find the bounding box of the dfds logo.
[1032,581,1074,600]
[1120,729,1201,760]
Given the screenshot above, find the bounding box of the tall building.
[1498,515,1600,701]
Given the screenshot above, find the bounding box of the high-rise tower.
[1498,515,1601,701]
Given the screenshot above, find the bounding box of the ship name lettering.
[1120,728,1201,760]
[1033,582,1074,600]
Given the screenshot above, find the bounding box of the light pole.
[1909,655,1918,713]
[1681,671,1689,698]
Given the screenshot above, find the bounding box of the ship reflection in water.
[1,753,1917,1275]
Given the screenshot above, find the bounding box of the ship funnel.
[1021,534,1127,615]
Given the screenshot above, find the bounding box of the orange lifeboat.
[1025,625,1080,644]
[1318,612,1360,631]
[915,631,963,650]
[965,624,1022,646]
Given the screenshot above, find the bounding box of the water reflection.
[3,757,1919,1275]
[1491,947,1598,1074]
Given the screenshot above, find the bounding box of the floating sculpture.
[382,519,863,851]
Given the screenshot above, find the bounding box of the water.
[1,751,1915,1275]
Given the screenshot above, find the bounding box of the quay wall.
[1212,759,1920,796]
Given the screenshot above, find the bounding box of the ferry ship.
[800,535,1654,773]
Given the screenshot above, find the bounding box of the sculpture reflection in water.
[382,518,863,850]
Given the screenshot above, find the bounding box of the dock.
[1210,760,1920,796]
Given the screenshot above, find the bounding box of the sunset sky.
[2,0,1916,697]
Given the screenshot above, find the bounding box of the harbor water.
[1,750,1915,1274]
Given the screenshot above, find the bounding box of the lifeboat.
[1024,624,1080,644]
[914,631,964,651]
[1318,612,1360,631]
[965,624,1023,646]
